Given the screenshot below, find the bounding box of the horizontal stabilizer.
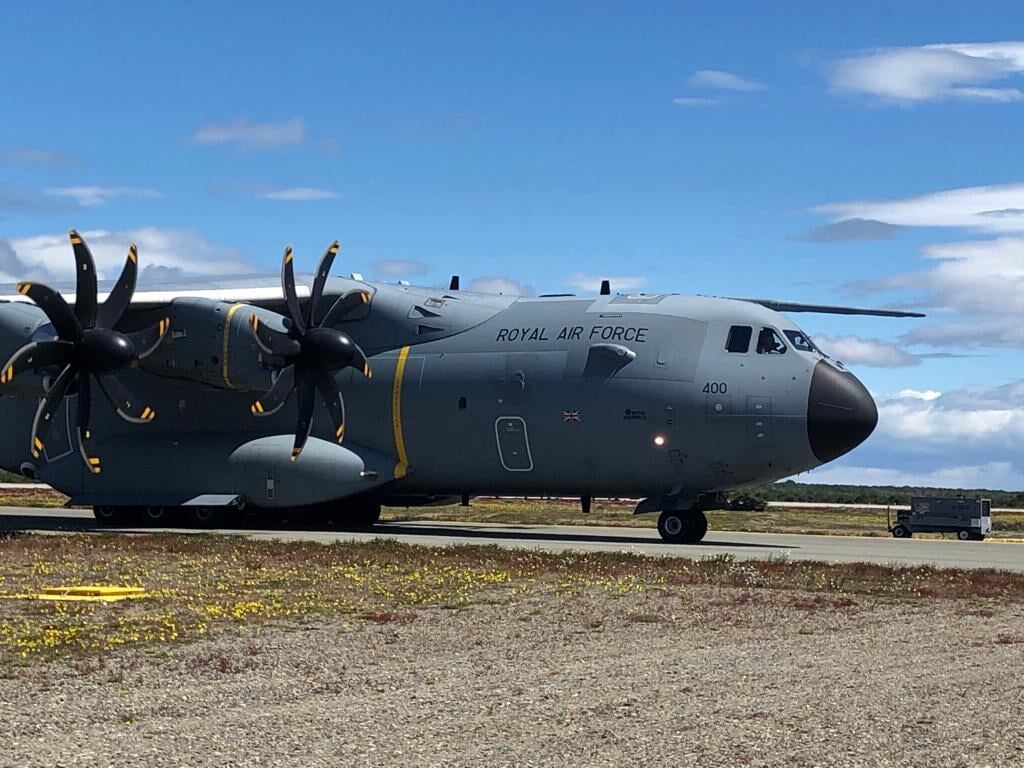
[726,297,925,319]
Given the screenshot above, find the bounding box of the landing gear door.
[495,416,533,471]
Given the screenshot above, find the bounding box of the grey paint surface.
[2,506,1021,572]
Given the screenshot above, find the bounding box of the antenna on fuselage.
[599,279,610,296]
[449,275,460,291]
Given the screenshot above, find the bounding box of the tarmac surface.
[1,505,1022,572]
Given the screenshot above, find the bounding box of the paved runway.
[2,505,1022,572]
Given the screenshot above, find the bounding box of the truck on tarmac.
[889,497,992,541]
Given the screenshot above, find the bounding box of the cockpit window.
[756,327,787,355]
[725,325,752,353]
[783,330,816,353]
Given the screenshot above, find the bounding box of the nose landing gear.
[657,509,709,544]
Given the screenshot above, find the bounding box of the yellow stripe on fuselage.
[221,303,245,388]
[391,345,411,479]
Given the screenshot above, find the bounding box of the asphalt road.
[2,505,1022,572]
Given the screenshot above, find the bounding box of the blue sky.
[3,1,1024,488]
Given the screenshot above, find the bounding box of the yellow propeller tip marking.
[17,283,31,294]
[88,457,100,466]
[252,401,264,414]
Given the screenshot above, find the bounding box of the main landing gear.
[656,509,709,544]
[92,500,382,531]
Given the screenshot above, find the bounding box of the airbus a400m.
[0,231,921,542]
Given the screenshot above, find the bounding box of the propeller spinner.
[248,242,371,461]
[0,230,170,474]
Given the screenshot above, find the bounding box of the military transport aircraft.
[0,231,922,543]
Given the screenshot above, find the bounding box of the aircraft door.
[495,416,533,471]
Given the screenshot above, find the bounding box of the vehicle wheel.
[657,510,706,544]
[957,529,971,541]
[891,525,910,538]
[93,505,128,526]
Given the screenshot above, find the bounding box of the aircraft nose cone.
[807,361,878,463]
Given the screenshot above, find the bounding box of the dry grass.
[1,532,1023,671]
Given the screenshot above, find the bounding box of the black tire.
[186,506,225,529]
[957,529,971,541]
[657,510,707,544]
[139,506,176,526]
[93,505,128,526]
[892,525,910,539]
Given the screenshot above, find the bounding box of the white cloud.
[370,259,430,278]
[564,273,647,293]
[896,388,942,401]
[260,187,338,201]
[0,228,253,284]
[816,182,1024,234]
[800,461,1024,490]
[468,277,535,296]
[689,69,765,92]
[190,118,305,148]
[672,97,720,107]
[829,41,1024,103]
[874,384,1024,446]
[44,186,161,206]
[813,334,919,367]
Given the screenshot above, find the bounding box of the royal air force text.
[495,325,650,343]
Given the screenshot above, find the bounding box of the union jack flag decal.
[562,409,581,422]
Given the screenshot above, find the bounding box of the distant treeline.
[750,480,1024,508]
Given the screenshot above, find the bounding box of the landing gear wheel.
[140,506,174,526]
[657,510,708,544]
[957,529,972,541]
[891,525,910,539]
[93,505,128,526]
[187,506,225,529]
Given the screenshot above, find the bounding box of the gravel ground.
[2,588,1023,768]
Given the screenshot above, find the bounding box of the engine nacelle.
[138,298,288,393]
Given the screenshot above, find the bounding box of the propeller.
[248,241,372,461]
[0,230,170,474]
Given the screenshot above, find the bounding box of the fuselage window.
[783,330,816,353]
[725,325,752,353]
[756,327,787,355]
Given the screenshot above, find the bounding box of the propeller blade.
[320,289,370,328]
[348,341,372,378]
[291,370,316,462]
[308,241,340,328]
[69,230,98,328]
[96,244,139,329]
[16,282,82,341]
[281,245,306,336]
[126,316,171,360]
[250,364,296,417]
[76,374,101,474]
[29,364,77,460]
[0,340,74,386]
[313,368,346,444]
[249,313,301,358]
[95,374,156,423]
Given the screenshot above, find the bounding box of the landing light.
[653,435,667,447]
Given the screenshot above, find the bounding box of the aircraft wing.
[724,297,925,318]
[0,274,303,311]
